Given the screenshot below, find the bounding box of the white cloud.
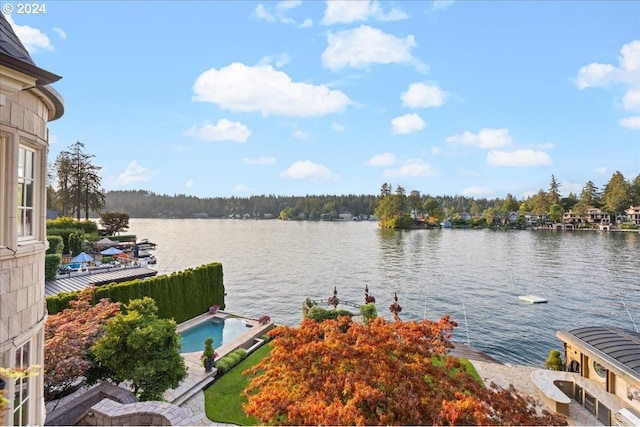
[277,0,302,10]
[619,115,640,129]
[49,135,59,145]
[292,130,310,139]
[368,152,397,167]
[193,62,352,117]
[185,179,194,188]
[561,181,583,196]
[486,150,553,167]
[595,167,607,175]
[383,159,437,177]
[184,119,251,142]
[446,128,512,148]
[5,14,54,53]
[254,4,276,22]
[331,122,344,132]
[243,156,276,165]
[391,113,426,135]
[253,2,310,26]
[53,28,67,40]
[623,88,640,111]
[280,160,341,182]
[575,40,640,127]
[401,83,448,108]
[322,25,423,72]
[461,185,493,197]
[431,146,443,155]
[432,0,455,10]
[321,1,408,25]
[114,161,157,186]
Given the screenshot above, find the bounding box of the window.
[13,342,30,426]
[593,361,607,378]
[17,146,35,239]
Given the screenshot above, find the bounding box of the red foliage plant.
[242,315,567,426]
[44,287,120,400]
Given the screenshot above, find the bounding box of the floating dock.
[518,295,548,304]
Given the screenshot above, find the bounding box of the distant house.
[625,206,640,226]
[507,211,519,223]
[460,212,472,222]
[338,212,352,221]
[321,213,332,221]
[563,210,583,225]
[556,327,640,425]
[586,208,610,225]
[442,219,452,228]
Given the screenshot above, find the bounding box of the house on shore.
[0,13,64,426]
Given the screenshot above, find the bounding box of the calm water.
[179,318,253,353]
[128,218,640,366]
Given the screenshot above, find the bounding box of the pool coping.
[164,311,274,406]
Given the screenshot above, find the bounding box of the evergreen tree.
[548,175,561,205]
[580,180,601,208]
[602,171,630,215]
[54,142,105,219]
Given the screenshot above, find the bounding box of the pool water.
[179,317,253,353]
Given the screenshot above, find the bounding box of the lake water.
[127,218,640,366]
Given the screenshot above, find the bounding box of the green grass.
[432,355,483,384]
[203,343,272,426]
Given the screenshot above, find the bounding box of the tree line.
[374,173,640,228]
[48,142,639,223]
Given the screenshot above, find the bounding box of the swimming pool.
[179,317,254,353]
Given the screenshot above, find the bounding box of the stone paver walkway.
[470,360,603,426]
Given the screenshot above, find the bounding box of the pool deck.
[164,311,274,407]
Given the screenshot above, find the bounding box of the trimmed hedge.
[305,305,353,322]
[46,263,225,324]
[45,253,62,281]
[46,235,64,255]
[215,348,248,375]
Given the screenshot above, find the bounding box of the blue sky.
[5,1,639,199]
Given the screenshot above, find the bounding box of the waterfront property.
[0,13,64,427]
[551,327,640,425]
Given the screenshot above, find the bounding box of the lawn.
[203,343,272,425]
[204,342,483,425]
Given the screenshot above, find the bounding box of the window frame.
[12,341,31,427]
[17,145,36,241]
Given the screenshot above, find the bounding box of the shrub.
[215,348,248,375]
[545,349,564,371]
[45,254,62,281]
[46,235,64,254]
[360,303,377,325]
[305,305,353,323]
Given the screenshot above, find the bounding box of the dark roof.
[567,326,640,376]
[0,13,61,86]
[45,267,158,297]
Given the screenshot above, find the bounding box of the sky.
[4,0,640,199]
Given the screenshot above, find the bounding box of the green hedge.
[46,235,64,255]
[305,305,353,322]
[46,263,225,323]
[45,254,62,281]
[215,348,248,375]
